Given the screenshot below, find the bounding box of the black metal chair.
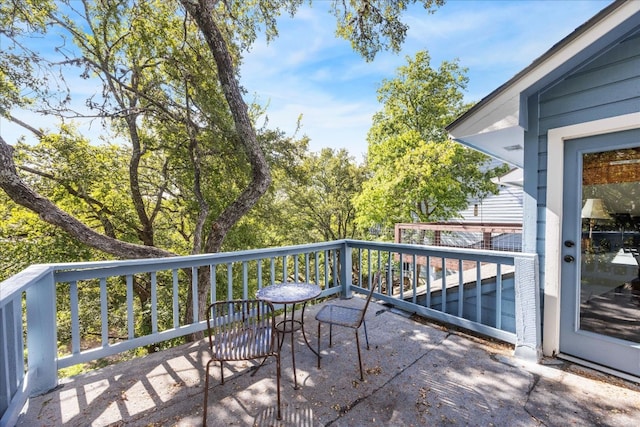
[202,299,281,425]
[315,273,379,380]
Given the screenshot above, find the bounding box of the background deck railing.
[0,239,538,427]
[396,222,523,252]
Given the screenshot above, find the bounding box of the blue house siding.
[527,29,640,307]
[538,31,640,133]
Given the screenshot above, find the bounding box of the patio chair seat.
[315,304,363,328]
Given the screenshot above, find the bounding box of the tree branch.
[0,135,174,259]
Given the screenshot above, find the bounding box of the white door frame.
[543,112,640,357]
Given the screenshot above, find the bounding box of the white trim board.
[543,112,640,356]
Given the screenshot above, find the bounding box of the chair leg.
[363,320,370,350]
[220,360,224,384]
[276,353,282,420]
[252,356,269,377]
[355,330,364,381]
[317,321,322,369]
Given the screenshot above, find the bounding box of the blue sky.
[1,0,612,162]
[240,0,612,162]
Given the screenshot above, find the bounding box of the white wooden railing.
[0,240,538,426]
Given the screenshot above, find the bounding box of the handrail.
[0,239,538,426]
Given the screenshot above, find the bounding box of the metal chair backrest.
[355,272,380,327]
[206,299,277,360]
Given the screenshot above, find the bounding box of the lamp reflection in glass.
[581,198,612,241]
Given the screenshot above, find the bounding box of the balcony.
[2,240,639,425]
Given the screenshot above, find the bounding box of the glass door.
[560,129,640,376]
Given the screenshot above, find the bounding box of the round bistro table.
[256,282,321,389]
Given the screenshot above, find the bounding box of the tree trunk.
[180,0,272,337]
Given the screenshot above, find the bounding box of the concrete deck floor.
[16,297,640,427]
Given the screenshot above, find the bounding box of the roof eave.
[446,0,638,164]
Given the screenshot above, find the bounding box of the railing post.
[513,255,541,361]
[25,271,58,395]
[340,241,352,299]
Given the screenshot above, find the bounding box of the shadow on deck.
[17,297,640,426]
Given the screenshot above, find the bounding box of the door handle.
[564,255,575,263]
[564,240,575,248]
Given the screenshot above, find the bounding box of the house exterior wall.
[527,30,640,355]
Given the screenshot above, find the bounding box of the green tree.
[0,1,446,338]
[354,50,506,231]
[274,148,366,243]
[332,0,445,61]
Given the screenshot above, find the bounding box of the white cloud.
[240,0,611,159]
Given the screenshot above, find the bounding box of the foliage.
[331,0,445,61]
[0,195,96,280]
[270,148,367,243]
[355,50,508,231]
[0,0,450,366]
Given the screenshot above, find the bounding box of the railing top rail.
[0,264,54,305]
[49,241,343,282]
[395,222,523,233]
[344,239,535,263]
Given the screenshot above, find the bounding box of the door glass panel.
[579,147,640,343]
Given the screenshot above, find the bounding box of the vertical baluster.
[192,267,199,323]
[425,255,431,308]
[151,272,158,334]
[376,250,382,292]
[358,249,363,288]
[386,251,392,296]
[476,261,482,323]
[126,275,134,339]
[496,264,502,329]
[172,269,179,328]
[366,248,371,288]
[282,255,288,282]
[324,251,329,288]
[226,263,233,300]
[334,249,340,287]
[257,261,263,291]
[399,252,405,299]
[441,257,447,314]
[242,262,248,300]
[270,257,276,285]
[210,264,217,303]
[70,280,80,354]
[100,277,108,346]
[458,259,464,317]
[412,254,417,304]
